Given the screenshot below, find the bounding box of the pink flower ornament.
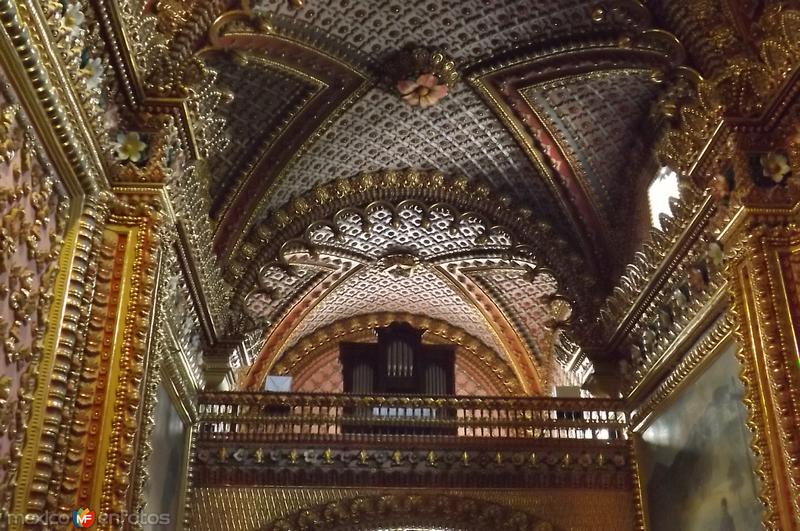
[396,73,449,109]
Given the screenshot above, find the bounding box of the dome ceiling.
[142,0,689,392]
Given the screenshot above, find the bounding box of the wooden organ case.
[339,322,456,434]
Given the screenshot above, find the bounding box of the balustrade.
[197,392,627,443]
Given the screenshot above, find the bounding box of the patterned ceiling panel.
[257,87,567,236]
[522,69,662,226]
[306,204,513,260]
[468,267,559,365]
[467,33,686,264]
[204,53,318,201]
[250,0,648,64]
[242,201,517,328]
[280,265,509,361]
[244,262,333,323]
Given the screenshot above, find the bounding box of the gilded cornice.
[655,7,800,178]
[628,312,734,429]
[195,444,631,494]
[190,487,636,531]
[167,161,232,339]
[270,312,524,395]
[262,493,558,531]
[590,66,800,390]
[596,192,716,350]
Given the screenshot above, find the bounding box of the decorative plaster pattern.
[523,69,661,225]
[468,267,559,363]
[282,265,508,359]
[305,203,513,260]
[205,53,317,201]
[257,88,563,231]
[249,0,648,64]
[245,263,332,323]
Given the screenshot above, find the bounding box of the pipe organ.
[340,322,456,396]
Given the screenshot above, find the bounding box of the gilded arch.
[266,312,524,395]
[230,169,592,302]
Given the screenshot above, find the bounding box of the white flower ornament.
[82,57,103,89]
[62,3,85,39]
[114,132,147,163]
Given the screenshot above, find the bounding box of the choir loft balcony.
[192,392,631,491]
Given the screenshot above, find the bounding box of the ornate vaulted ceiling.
[136,0,692,393]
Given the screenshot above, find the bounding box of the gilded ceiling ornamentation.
[203,52,319,201]
[246,88,560,232]
[122,0,667,270]
[232,169,589,303]
[229,172,597,394]
[521,69,663,228]
[236,197,578,393]
[244,0,651,64]
[384,48,460,109]
[203,12,371,250]
[96,0,697,290]
[469,31,687,265]
[277,266,509,372]
[467,267,560,365]
[167,162,234,331]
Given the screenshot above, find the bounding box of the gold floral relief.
[0,93,70,518]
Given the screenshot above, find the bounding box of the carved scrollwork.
[262,493,558,531]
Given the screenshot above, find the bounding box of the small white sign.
[265,375,292,392]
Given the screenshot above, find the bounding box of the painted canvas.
[639,341,763,531]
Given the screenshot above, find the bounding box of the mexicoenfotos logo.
[72,507,96,528]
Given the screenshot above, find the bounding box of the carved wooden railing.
[197,392,627,444]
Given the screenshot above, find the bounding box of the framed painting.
[636,334,764,531]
